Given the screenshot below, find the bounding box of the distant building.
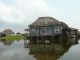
[2,29,14,36]
[0,32,6,37]
[70,27,78,38]
[16,32,21,35]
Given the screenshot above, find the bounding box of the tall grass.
[0,35,25,40]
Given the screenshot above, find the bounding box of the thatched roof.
[29,17,61,27]
[2,29,14,34]
[60,22,69,29]
[29,17,70,30]
[70,27,78,30]
[29,17,70,28]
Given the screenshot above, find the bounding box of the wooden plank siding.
[29,26,62,36]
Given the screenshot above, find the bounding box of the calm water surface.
[0,39,80,60]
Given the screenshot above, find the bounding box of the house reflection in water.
[25,38,78,60]
[0,39,14,46]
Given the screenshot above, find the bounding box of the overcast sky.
[0,0,80,33]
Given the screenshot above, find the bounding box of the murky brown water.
[0,39,80,60]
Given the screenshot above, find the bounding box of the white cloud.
[0,1,22,23]
[13,0,56,23]
[0,0,56,32]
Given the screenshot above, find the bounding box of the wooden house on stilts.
[26,17,78,44]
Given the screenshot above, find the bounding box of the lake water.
[0,39,80,60]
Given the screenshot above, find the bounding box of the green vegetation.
[0,35,25,40]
